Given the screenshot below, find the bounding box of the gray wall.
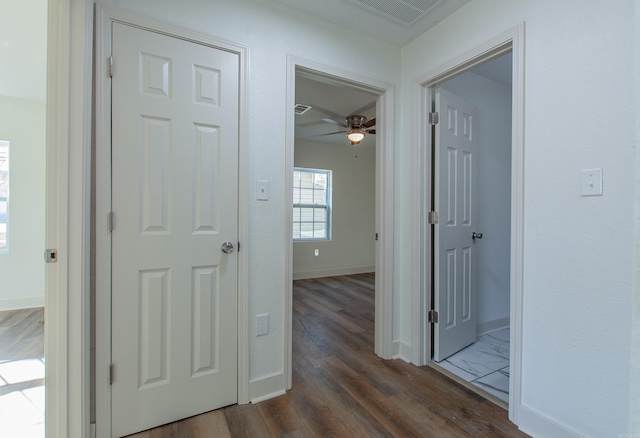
[441,69,512,333]
[293,139,375,279]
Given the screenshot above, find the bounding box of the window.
[293,167,331,240]
[0,141,8,252]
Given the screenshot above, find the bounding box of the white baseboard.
[0,296,45,311]
[249,372,286,404]
[292,265,374,280]
[517,404,583,438]
[477,317,510,336]
[392,340,412,362]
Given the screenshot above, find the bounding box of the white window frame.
[292,167,332,241]
[0,140,9,253]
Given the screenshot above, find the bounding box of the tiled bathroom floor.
[436,328,510,403]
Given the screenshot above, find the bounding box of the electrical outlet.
[257,313,269,336]
[314,249,319,256]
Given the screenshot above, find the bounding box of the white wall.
[441,71,512,333]
[401,0,638,436]
[0,96,46,310]
[293,139,375,279]
[633,2,640,432]
[95,0,401,397]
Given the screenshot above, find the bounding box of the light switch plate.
[581,168,603,197]
[256,180,269,201]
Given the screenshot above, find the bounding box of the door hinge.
[429,111,439,125]
[109,364,114,385]
[428,211,439,225]
[237,241,240,252]
[44,249,58,263]
[107,211,114,233]
[108,56,113,78]
[375,232,379,241]
[428,310,439,324]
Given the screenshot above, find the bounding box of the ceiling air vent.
[294,104,312,115]
[345,0,442,26]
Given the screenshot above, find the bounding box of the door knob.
[472,232,483,240]
[221,242,235,254]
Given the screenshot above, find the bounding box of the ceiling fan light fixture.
[347,129,365,143]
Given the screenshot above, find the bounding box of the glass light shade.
[347,130,365,143]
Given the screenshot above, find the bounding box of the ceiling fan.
[316,115,376,145]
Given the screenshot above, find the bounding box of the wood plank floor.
[128,274,529,437]
[0,307,44,360]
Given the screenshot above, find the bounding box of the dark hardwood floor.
[129,273,528,437]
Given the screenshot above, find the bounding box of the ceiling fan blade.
[366,129,376,135]
[311,130,348,137]
[363,118,376,128]
[322,118,348,128]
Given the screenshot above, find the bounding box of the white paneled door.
[433,88,478,362]
[110,23,239,437]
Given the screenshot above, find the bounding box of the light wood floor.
[0,307,44,360]
[128,273,528,438]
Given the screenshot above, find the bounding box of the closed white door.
[433,88,478,362]
[110,22,239,437]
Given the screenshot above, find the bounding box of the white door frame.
[45,0,93,436]
[284,57,395,387]
[411,23,525,424]
[94,6,250,436]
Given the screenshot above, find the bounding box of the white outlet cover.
[256,313,269,336]
[256,180,269,201]
[580,168,603,197]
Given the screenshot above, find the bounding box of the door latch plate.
[45,249,58,263]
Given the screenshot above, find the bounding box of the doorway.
[292,73,377,280]
[413,25,525,421]
[431,53,513,405]
[284,59,395,387]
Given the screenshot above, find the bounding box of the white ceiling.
[269,0,471,47]
[0,0,48,102]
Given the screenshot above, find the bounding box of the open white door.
[110,22,239,437]
[433,88,479,362]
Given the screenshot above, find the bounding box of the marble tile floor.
[436,327,510,403]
